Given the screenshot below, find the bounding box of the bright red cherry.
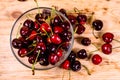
[54,26,63,34]
[61,60,70,69]
[101,43,112,54]
[56,49,63,58]
[18,48,28,57]
[34,21,40,30]
[29,30,37,40]
[48,53,59,65]
[51,34,62,44]
[92,54,102,65]
[40,23,51,32]
[102,32,114,43]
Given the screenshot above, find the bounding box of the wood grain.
[0,0,120,80]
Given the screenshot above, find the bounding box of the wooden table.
[0,0,120,80]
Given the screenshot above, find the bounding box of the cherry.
[53,26,63,34]
[48,53,59,65]
[81,37,91,46]
[59,8,67,17]
[71,60,81,71]
[101,43,112,54]
[56,49,63,58]
[92,54,102,65]
[35,13,44,24]
[53,16,62,26]
[60,21,70,31]
[46,44,57,53]
[46,37,52,43]
[29,30,37,40]
[42,9,51,19]
[18,48,28,57]
[61,31,72,41]
[61,60,70,69]
[34,21,40,30]
[102,32,114,43]
[76,14,87,24]
[19,37,31,48]
[61,42,70,51]
[77,49,87,59]
[40,23,51,33]
[39,57,49,66]
[23,19,34,29]
[92,20,103,31]
[28,55,36,64]
[35,35,43,43]
[20,26,30,37]
[67,15,76,25]
[67,51,76,63]
[75,24,85,34]
[36,42,46,51]
[51,34,62,44]
[12,38,22,49]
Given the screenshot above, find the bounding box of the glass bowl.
[10,7,74,70]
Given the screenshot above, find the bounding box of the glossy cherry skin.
[61,60,70,69]
[60,21,70,31]
[20,26,30,37]
[48,53,59,65]
[53,26,63,34]
[35,13,44,24]
[46,44,57,53]
[36,42,46,51]
[35,35,43,43]
[61,42,70,51]
[12,38,22,49]
[92,54,102,65]
[39,57,49,66]
[51,34,62,44]
[67,15,76,25]
[23,19,34,29]
[59,8,67,17]
[92,20,103,31]
[76,14,87,24]
[28,55,36,64]
[102,32,114,43]
[18,48,28,57]
[81,38,91,46]
[77,49,87,59]
[56,49,63,58]
[75,24,85,34]
[71,60,81,71]
[29,30,37,40]
[101,43,112,54]
[34,21,40,30]
[67,51,76,63]
[61,31,72,41]
[40,23,51,33]
[53,16,62,26]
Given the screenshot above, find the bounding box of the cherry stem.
[113,39,120,43]
[91,43,99,50]
[32,50,41,75]
[112,46,120,49]
[74,7,81,14]
[74,26,78,34]
[16,23,22,38]
[92,28,99,39]
[42,28,50,37]
[56,42,69,51]
[34,0,40,14]
[87,12,94,24]
[25,33,41,40]
[82,64,91,75]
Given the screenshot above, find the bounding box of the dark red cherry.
[53,16,62,26]
[46,44,57,53]
[77,49,87,59]
[23,19,34,29]
[60,21,70,31]
[61,31,72,41]
[18,48,28,57]
[75,24,85,34]
[61,42,70,51]
[40,23,51,33]
[34,21,40,30]
[36,42,46,51]
[12,38,22,49]
[20,26,30,37]
[67,51,76,63]
[48,53,59,65]
[81,38,91,46]
[102,32,114,43]
[35,35,43,43]
[92,54,102,65]
[35,13,44,24]
[101,43,112,54]
[42,9,51,19]
[59,8,67,17]
[61,60,70,69]
[39,57,49,66]
[71,60,81,71]
[76,14,87,24]
[92,20,103,31]
[51,34,62,44]
[67,15,76,25]
[54,26,63,34]
[28,55,36,64]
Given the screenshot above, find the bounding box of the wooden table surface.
[1,0,120,80]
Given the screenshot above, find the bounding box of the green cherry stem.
[92,28,99,39]
[74,7,81,14]
[25,33,41,40]
[34,0,40,14]
[82,64,91,75]
[113,39,120,43]
[42,28,50,37]
[74,26,78,34]
[16,23,22,38]
[32,50,41,75]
